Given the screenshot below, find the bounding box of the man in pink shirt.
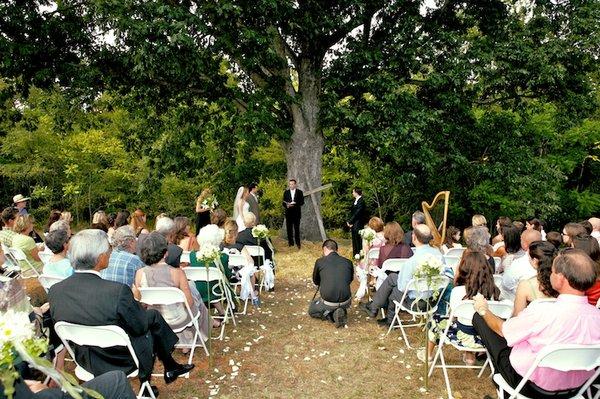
[473,248,600,398]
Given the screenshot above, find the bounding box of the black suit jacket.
[347,197,367,229]
[236,228,273,262]
[282,189,305,218]
[312,252,353,303]
[48,272,155,378]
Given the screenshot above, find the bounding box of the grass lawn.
[25,238,496,398]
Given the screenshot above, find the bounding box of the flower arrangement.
[0,310,100,399]
[353,249,365,261]
[413,255,444,282]
[358,227,376,244]
[251,225,269,240]
[196,244,221,263]
[201,195,219,210]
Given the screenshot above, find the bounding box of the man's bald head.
[521,229,542,251]
[589,217,600,232]
[552,249,597,293]
[413,224,433,245]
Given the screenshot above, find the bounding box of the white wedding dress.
[236,200,250,232]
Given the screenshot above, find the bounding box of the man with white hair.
[48,229,193,395]
[138,216,183,267]
[101,225,144,287]
[403,210,426,246]
[589,217,600,244]
[236,212,272,262]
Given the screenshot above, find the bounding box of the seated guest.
[472,214,487,227]
[473,249,600,398]
[49,220,72,237]
[562,222,587,247]
[236,212,273,263]
[174,216,199,252]
[59,211,73,225]
[11,215,43,268]
[545,231,562,249]
[579,220,593,235]
[513,241,558,316]
[376,222,412,267]
[107,212,117,243]
[501,229,542,302]
[403,211,425,246]
[497,225,525,272]
[114,210,130,228]
[48,229,193,393]
[134,232,213,342]
[513,220,525,232]
[526,217,546,240]
[221,219,260,306]
[420,251,500,364]
[465,226,495,274]
[441,226,462,254]
[360,225,443,326]
[308,239,353,328]
[3,370,137,399]
[42,229,73,278]
[91,210,110,232]
[492,216,512,251]
[210,208,227,229]
[100,226,144,287]
[0,207,18,247]
[190,224,234,314]
[360,217,386,266]
[139,217,182,268]
[571,235,600,306]
[130,208,149,237]
[43,210,62,235]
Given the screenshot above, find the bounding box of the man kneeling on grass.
[308,239,354,328]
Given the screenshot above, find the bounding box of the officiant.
[282,179,304,249]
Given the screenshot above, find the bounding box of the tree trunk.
[283,57,325,242]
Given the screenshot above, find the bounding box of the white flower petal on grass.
[303,357,311,361]
[405,376,411,380]
[419,387,427,393]
[229,359,235,366]
[232,366,239,372]
[244,346,250,352]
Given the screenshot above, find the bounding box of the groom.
[282,179,304,248]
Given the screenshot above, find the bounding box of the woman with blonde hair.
[222,219,260,306]
[195,188,213,233]
[355,217,387,301]
[471,214,487,228]
[91,210,109,231]
[130,208,149,237]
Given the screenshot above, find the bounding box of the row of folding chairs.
[1,242,40,278]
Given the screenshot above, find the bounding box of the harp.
[421,191,450,247]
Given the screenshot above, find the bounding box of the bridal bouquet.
[354,249,365,261]
[201,195,219,210]
[359,227,376,244]
[251,225,269,240]
[0,310,100,399]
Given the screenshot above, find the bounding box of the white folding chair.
[444,255,461,274]
[180,250,191,264]
[493,256,501,273]
[38,274,65,292]
[445,247,466,258]
[428,300,514,399]
[493,274,503,290]
[264,237,277,270]
[38,250,53,265]
[493,344,600,399]
[367,248,380,264]
[184,266,236,340]
[54,321,156,399]
[380,258,410,274]
[245,245,269,292]
[386,276,450,348]
[227,252,255,315]
[139,287,209,371]
[8,247,40,278]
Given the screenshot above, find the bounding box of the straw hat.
[12,194,30,204]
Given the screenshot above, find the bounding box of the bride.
[233,186,250,232]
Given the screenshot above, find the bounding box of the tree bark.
[283,57,324,242]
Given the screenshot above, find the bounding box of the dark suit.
[282,189,305,246]
[308,252,353,319]
[247,193,260,224]
[48,272,178,381]
[347,197,367,256]
[236,227,272,265]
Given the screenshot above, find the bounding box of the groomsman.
[346,187,367,257]
[247,182,260,224]
[282,179,304,248]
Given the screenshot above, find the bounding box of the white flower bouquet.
[413,255,444,281]
[0,309,101,399]
[251,224,269,240]
[201,195,219,210]
[197,244,221,263]
[354,249,365,261]
[359,227,376,244]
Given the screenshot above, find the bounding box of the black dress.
[195,210,211,234]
